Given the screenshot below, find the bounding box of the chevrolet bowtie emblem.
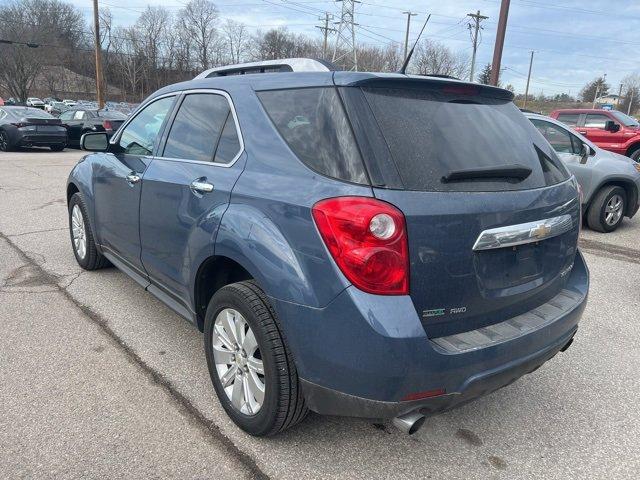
[531,224,552,239]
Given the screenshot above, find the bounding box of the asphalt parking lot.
[1,148,639,479]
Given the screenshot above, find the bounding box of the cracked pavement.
[1,149,639,479]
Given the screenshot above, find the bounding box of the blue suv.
[67,59,589,436]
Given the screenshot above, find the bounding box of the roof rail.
[194,58,336,79]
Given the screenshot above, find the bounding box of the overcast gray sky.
[67,0,640,96]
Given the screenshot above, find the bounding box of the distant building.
[595,94,621,105]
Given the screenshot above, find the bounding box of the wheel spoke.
[213,345,235,365]
[231,373,245,410]
[242,329,258,355]
[223,310,240,346]
[247,356,264,375]
[220,365,237,388]
[246,370,265,405]
[214,323,235,351]
[243,375,255,414]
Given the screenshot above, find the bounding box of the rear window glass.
[556,113,579,126]
[362,87,570,192]
[8,107,53,119]
[97,110,127,120]
[257,87,368,185]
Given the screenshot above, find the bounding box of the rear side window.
[530,119,581,155]
[257,88,368,184]
[556,113,579,126]
[163,93,241,163]
[362,87,569,192]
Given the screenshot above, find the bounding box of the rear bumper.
[271,250,588,419]
[15,131,67,147]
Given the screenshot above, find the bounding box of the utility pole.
[92,0,104,109]
[316,13,335,60]
[628,89,634,115]
[618,82,623,107]
[402,11,418,62]
[332,0,359,71]
[523,50,534,109]
[467,10,488,82]
[490,0,510,86]
[592,73,606,109]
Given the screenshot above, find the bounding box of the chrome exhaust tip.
[392,411,426,435]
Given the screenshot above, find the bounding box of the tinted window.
[584,114,610,128]
[214,113,242,164]
[610,110,639,127]
[362,87,569,192]
[556,113,579,126]
[258,88,367,184]
[119,96,175,155]
[97,110,128,120]
[163,93,233,162]
[530,119,581,155]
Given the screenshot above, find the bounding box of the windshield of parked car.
[610,110,640,127]
[97,110,127,120]
[361,86,570,192]
[7,107,54,118]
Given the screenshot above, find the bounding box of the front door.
[579,112,624,152]
[139,91,245,311]
[93,95,177,273]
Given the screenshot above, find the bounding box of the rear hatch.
[341,77,581,338]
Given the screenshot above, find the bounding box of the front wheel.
[68,193,110,270]
[586,185,626,232]
[629,146,640,162]
[204,281,308,436]
[0,130,12,152]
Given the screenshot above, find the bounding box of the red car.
[550,109,640,161]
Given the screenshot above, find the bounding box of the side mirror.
[81,132,109,152]
[579,142,594,164]
[604,120,620,133]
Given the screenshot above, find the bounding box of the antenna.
[399,14,431,74]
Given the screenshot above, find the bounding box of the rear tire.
[68,193,110,270]
[628,145,640,162]
[204,280,308,436]
[586,185,626,233]
[0,130,12,152]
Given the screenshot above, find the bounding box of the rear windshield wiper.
[441,164,532,183]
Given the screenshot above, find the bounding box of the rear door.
[139,90,244,312]
[356,84,580,338]
[92,95,177,273]
[530,118,594,194]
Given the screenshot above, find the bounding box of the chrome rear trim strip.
[472,214,573,251]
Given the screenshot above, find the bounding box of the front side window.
[163,93,240,163]
[257,87,367,184]
[584,114,610,129]
[59,110,74,120]
[118,96,175,156]
[530,119,581,155]
[556,113,579,126]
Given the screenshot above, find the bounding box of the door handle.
[190,179,214,194]
[126,173,141,184]
[577,131,588,135]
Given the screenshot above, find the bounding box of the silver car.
[526,113,640,232]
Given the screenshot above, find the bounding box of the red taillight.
[103,120,113,131]
[312,196,409,295]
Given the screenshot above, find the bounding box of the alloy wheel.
[212,308,265,415]
[604,194,624,226]
[0,132,8,151]
[71,204,87,259]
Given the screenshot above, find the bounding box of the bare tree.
[222,19,248,64]
[251,28,296,60]
[177,0,219,70]
[0,0,84,100]
[413,40,469,79]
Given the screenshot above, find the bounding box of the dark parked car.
[0,106,67,151]
[66,58,588,437]
[59,108,127,146]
